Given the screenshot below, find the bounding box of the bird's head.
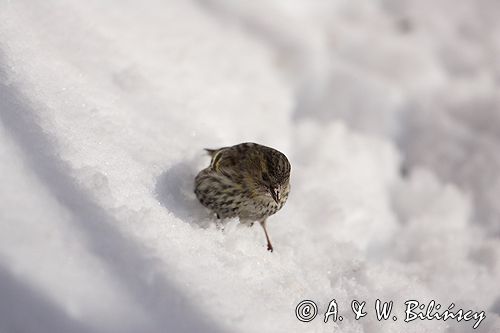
[256,148,291,205]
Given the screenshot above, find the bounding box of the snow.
[0,1,499,333]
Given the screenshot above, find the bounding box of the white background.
[1,1,499,332]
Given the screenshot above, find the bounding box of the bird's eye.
[262,172,270,182]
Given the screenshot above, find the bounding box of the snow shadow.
[0,264,99,333]
[155,161,213,228]
[0,62,225,333]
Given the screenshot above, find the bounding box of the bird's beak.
[270,187,280,204]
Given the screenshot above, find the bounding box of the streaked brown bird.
[194,142,291,252]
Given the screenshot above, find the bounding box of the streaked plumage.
[194,142,291,252]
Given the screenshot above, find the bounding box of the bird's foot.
[267,243,274,252]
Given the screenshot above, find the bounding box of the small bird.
[194,142,291,252]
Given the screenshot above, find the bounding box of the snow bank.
[1,1,499,333]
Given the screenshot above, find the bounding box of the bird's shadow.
[155,160,214,228]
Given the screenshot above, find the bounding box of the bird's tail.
[204,148,218,157]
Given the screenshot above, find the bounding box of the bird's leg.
[214,213,226,231]
[259,219,273,252]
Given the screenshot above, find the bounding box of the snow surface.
[0,1,499,332]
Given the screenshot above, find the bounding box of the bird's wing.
[209,147,238,177]
[208,144,259,180]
